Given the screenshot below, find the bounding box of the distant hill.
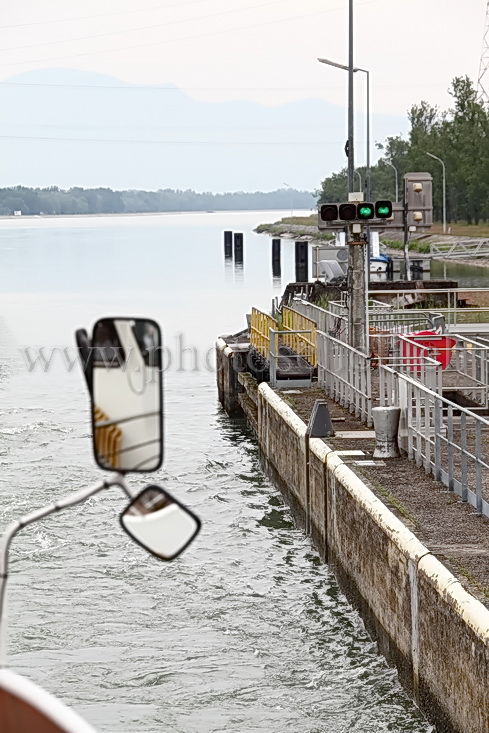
[0,69,408,192]
[0,185,316,215]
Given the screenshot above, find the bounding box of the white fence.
[316,331,373,425]
[379,365,489,517]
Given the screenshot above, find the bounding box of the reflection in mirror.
[120,486,201,560]
[92,318,163,473]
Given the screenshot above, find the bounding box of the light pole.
[384,160,399,202]
[317,59,370,201]
[318,38,371,354]
[283,182,293,217]
[426,152,446,233]
[355,170,362,191]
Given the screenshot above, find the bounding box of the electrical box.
[404,172,433,229]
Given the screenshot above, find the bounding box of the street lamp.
[426,152,446,234]
[283,182,293,217]
[384,160,399,202]
[317,58,370,201]
[318,4,367,356]
[355,170,362,192]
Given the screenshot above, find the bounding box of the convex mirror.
[91,317,163,472]
[120,485,201,560]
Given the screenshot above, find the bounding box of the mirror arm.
[75,328,93,396]
[0,472,132,667]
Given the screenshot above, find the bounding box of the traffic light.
[357,203,374,220]
[318,199,395,229]
[375,200,393,219]
[319,204,338,222]
[338,203,357,221]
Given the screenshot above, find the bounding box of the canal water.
[0,210,471,733]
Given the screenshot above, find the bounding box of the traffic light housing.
[319,204,338,222]
[338,203,357,221]
[317,200,394,228]
[357,203,375,220]
[375,200,393,219]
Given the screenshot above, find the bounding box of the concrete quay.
[216,337,489,733]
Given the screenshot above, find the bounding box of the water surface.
[0,211,433,732]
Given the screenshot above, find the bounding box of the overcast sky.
[0,0,485,114]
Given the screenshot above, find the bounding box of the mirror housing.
[89,317,163,473]
[120,485,201,561]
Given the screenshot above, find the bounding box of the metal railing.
[396,332,489,410]
[368,287,489,329]
[250,307,277,360]
[282,306,317,367]
[291,299,330,334]
[269,329,314,389]
[430,239,489,259]
[369,310,441,334]
[379,365,489,517]
[316,330,373,425]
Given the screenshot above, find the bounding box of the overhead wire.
[0,0,380,67]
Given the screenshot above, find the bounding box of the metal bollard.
[372,406,400,458]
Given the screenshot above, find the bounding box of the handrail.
[379,364,489,517]
[282,306,317,367]
[250,307,277,360]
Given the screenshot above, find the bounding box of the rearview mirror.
[120,486,201,560]
[91,317,163,473]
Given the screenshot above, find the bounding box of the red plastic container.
[400,330,456,371]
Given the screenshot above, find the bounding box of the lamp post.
[317,58,370,201]
[283,182,293,217]
[355,170,362,192]
[318,44,372,355]
[384,160,399,202]
[426,152,446,233]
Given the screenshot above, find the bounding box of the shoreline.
[256,222,489,271]
[0,209,304,222]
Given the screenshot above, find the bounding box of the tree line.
[318,76,489,224]
[0,186,315,216]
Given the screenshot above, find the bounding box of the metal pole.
[362,69,371,201]
[385,160,399,201]
[426,152,446,234]
[348,0,354,193]
[347,0,366,353]
[355,170,362,191]
[283,182,293,217]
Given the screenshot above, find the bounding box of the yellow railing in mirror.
[94,406,123,470]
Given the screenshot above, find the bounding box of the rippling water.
[0,212,433,732]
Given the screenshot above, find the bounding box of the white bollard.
[372,406,401,459]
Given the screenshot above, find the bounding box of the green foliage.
[317,76,489,225]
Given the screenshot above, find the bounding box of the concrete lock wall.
[215,342,489,733]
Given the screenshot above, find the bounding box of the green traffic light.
[377,206,390,216]
[359,206,373,218]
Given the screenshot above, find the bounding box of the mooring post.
[272,238,281,278]
[234,232,244,264]
[295,241,308,282]
[224,230,233,258]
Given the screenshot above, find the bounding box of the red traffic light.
[338,203,357,221]
[320,204,338,222]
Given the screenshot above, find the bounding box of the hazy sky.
[0,0,485,115]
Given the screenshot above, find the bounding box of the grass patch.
[430,222,489,237]
[448,561,489,599]
[280,215,317,226]
[381,238,431,254]
[255,222,334,241]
